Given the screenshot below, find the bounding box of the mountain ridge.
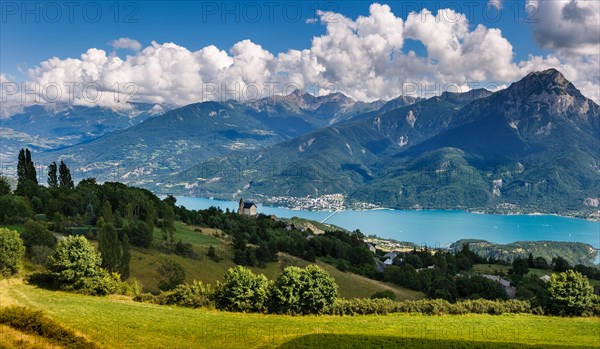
[166,69,600,215]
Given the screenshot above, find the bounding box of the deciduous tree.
[213,266,270,312]
[270,265,338,314]
[0,228,25,276]
[548,270,593,316]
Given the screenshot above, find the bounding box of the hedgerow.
[325,298,533,316]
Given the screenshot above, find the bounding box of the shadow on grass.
[276,334,578,349]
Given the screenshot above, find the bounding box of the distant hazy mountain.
[2,103,162,141]
[169,69,600,214]
[0,103,162,164]
[30,91,391,186]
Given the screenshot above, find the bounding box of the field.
[473,264,551,277]
[1,281,599,349]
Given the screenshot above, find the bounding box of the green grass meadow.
[1,282,599,349]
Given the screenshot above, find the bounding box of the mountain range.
[0,103,162,163]
[167,69,600,214]
[1,69,598,214]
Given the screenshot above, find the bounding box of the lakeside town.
[258,193,381,211]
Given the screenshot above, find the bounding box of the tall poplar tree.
[98,221,120,272]
[58,161,74,189]
[47,162,58,188]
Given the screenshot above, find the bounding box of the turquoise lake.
[176,197,600,252]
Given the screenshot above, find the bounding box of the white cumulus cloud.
[1,2,598,117]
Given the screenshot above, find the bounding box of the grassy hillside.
[132,222,423,300]
[1,282,598,349]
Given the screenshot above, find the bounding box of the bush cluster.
[325,298,533,316]
[212,266,271,313]
[269,265,338,315]
[135,281,214,308]
[135,265,339,315]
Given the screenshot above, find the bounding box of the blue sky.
[1,0,598,112]
[1,0,549,79]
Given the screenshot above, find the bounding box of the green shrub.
[326,298,401,316]
[133,293,161,304]
[46,235,129,296]
[213,266,270,313]
[75,273,121,296]
[126,220,153,247]
[269,265,338,315]
[0,228,25,277]
[47,235,103,287]
[547,270,594,316]
[175,240,198,259]
[162,280,214,308]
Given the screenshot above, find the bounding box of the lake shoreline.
[192,195,600,222]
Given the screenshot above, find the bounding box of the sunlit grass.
[1,283,598,349]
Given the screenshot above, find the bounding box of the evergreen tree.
[16,148,38,195]
[58,161,74,189]
[120,234,131,279]
[25,149,37,183]
[101,200,113,225]
[163,205,176,244]
[98,222,120,272]
[47,162,58,188]
[527,253,534,268]
[16,149,26,189]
